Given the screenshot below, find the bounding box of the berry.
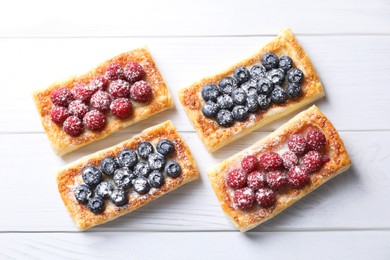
[255,188,275,208]
[288,134,307,155]
[201,84,220,102]
[90,75,109,91]
[322,155,331,164]
[165,160,181,178]
[279,56,293,72]
[133,177,151,195]
[233,187,255,210]
[157,139,175,156]
[130,80,153,103]
[50,106,70,124]
[82,166,102,186]
[306,129,326,151]
[90,91,111,112]
[286,83,302,99]
[202,101,220,118]
[282,151,299,169]
[233,66,250,84]
[118,149,138,168]
[105,63,124,80]
[124,62,145,83]
[270,86,287,104]
[110,188,128,206]
[246,94,259,113]
[87,196,104,214]
[68,100,89,119]
[267,68,285,86]
[241,79,258,96]
[217,94,234,110]
[226,169,247,189]
[100,157,119,177]
[148,170,165,188]
[287,68,304,84]
[288,166,309,188]
[110,98,133,118]
[109,79,130,98]
[72,83,95,103]
[137,142,154,159]
[231,88,247,105]
[232,105,249,121]
[50,87,74,107]
[247,171,266,191]
[266,170,288,191]
[148,153,166,171]
[95,181,113,198]
[302,151,323,173]
[113,167,136,190]
[261,52,279,70]
[256,78,274,96]
[241,155,259,173]
[257,94,271,109]
[250,64,266,78]
[259,152,283,171]
[74,184,92,204]
[134,161,151,178]
[216,109,234,127]
[63,116,83,136]
[83,109,106,131]
[218,77,237,95]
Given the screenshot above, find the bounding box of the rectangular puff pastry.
[33,47,174,156]
[57,120,199,230]
[208,106,351,232]
[178,28,324,152]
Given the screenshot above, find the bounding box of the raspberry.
[50,106,70,124]
[259,152,283,171]
[282,151,298,169]
[90,91,111,112]
[226,169,247,189]
[241,155,259,173]
[104,63,124,80]
[50,87,74,107]
[301,150,323,173]
[233,187,255,210]
[130,80,153,103]
[109,79,130,98]
[322,155,331,164]
[288,166,309,188]
[288,134,307,154]
[68,100,89,119]
[266,170,288,191]
[72,83,96,103]
[83,110,106,131]
[63,116,83,136]
[255,188,275,208]
[306,129,326,151]
[247,171,266,191]
[124,62,145,83]
[110,98,133,118]
[90,75,109,91]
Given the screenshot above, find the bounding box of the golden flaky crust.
[208,106,351,232]
[178,29,325,152]
[33,48,174,156]
[57,121,199,230]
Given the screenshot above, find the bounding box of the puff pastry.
[208,106,351,231]
[33,47,174,156]
[57,120,199,230]
[178,28,324,152]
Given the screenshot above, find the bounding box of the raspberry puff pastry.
[208,106,351,232]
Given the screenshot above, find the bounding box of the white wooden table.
[1,0,389,258]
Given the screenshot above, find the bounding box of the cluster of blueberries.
[201,52,305,127]
[73,139,181,214]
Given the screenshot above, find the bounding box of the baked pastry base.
[57,120,199,230]
[178,28,325,152]
[33,47,174,156]
[208,106,352,232]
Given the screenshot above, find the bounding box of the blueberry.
[256,78,274,96]
[261,52,279,70]
[217,94,234,110]
[95,181,113,198]
[137,142,154,159]
[133,177,151,195]
[113,167,136,190]
[241,79,258,96]
[286,83,302,99]
[232,105,249,121]
[110,188,128,206]
[100,157,119,177]
[279,56,293,71]
[231,88,247,105]
[74,184,92,204]
[218,77,237,95]
[134,161,151,177]
[202,101,220,118]
[148,153,166,170]
[266,68,285,86]
[270,86,287,104]
[148,170,165,188]
[287,68,304,83]
[201,84,220,102]
[82,166,102,186]
[250,64,266,78]
[258,94,271,109]
[118,149,138,168]
[157,139,175,156]
[233,66,250,84]
[216,109,234,127]
[87,196,104,214]
[165,160,181,178]
[246,94,259,113]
